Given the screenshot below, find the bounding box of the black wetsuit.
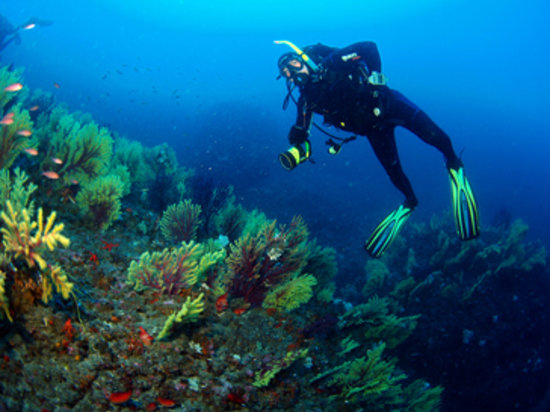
[0,15,20,51]
[287,41,462,209]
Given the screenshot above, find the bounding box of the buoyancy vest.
[301,47,387,134]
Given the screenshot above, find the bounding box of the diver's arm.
[288,96,312,145]
[323,41,382,73]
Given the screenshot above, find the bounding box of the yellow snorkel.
[274,40,320,73]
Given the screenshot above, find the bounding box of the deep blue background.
[2,0,550,274]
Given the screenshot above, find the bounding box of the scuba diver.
[0,14,52,52]
[275,40,480,258]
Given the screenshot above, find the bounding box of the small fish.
[139,326,153,346]
[70,179,79,185]
[108,390,132,404]
[156,397,176,407]
[226,393,246,405]
[42,171,60,179]
[0,112,14,125]
[4,83,23,92]
[24,148,38,156]
[233,307,247,316]
[22,23,36,30]
[29,105,40,111]
[51,157,63,164]
[53,82,60,89]
[216,292,229,312]
[17,129,32,137]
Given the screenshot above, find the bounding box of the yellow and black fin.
[448,167,480,240]
[365,204,412,258]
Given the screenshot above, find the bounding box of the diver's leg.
[367,129,418,209]
[364,130,416,258]
[388,90,462,169]
[388,90,480,239]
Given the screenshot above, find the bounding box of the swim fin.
[448,166,480,240]
[365,204,412,258]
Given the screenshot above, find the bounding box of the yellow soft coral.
[42,265,73,303]
[263,273,317,312]
[157,293,205,340]
[0,270,12,322]
[1,201,70,270]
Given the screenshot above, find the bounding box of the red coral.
[226,216,309,306]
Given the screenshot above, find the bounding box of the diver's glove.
[288,125,309,145]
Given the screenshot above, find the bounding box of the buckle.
[368,71,387,86]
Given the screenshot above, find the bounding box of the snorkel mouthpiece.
[274,40,319,73]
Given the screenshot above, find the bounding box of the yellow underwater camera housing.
[279,141,312,170]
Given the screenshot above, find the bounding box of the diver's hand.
[288,125,309,145]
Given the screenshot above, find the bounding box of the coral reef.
[0,200,72,321]
[225,216,310,306]
[160,199,202,243]
[2,64,549,412]
[157,293,205,340]
[262,273,317,312]
[75,174,124,230]
[1,201,69,270]
[0,104,34,170]
[127,241,202,295]
[38,108,113,185]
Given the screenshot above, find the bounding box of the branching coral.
[0,200,72,321]
[157,292,205,340]
[75,175,124,230]
[1,201,70,270]
[225,216,310,306]
[213,199,246,242]
[40,109,113,185]
[262,273,317,312]
[253,348,309,387]
[311,343,406,408]
[0,270,10,321]
[40,265,74,304]
[127,241,202,295]
[0,65,24,110]
[0,104,34,169]
[338,296,420,349]
[160,199,202,243]
[112,136,152,188]
[0,167,37,216]
[302,239,338,302]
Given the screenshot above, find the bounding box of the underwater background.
[1,0,550,411]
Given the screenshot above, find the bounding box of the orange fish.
[233,307,247,316]
[0,112,14,125]
[70,179,79,185]
[42,171,60,179]
[156,397,176,407]
[17,130,32,137]
[24,148,38,156]
[108,390,132,404]
[22,23,36,30]
[53,82,60,89]
[29,105,40,112]
[51,157,63,164]
[216,292,228,312]
[4,83,23,92]
[139,326,153,346]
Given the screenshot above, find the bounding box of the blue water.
[3,0,550,261]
